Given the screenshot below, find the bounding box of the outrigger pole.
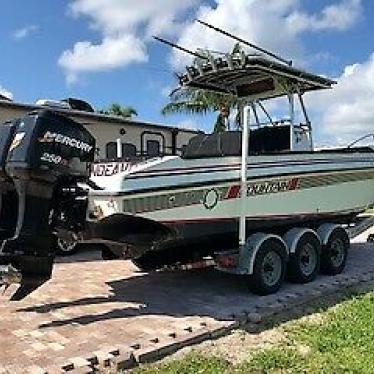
[153,36,208,60]
[195,19,292,66]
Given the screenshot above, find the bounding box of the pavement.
[0,237,374,373]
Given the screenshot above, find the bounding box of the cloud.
[12,25,39,41]
[68,0,199,37]
[306,51,374,145]
[59,0,199,82]
[171,0,362,69]
[59,0,363,85]
[58,35,148,84]
[0,85,13,100]
[286,0,362,33]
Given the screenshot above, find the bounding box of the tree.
[100,103,138,118]
[162,88,241,132]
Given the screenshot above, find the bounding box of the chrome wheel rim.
[300,242,318,276]
[262,251,282,287]
[330,238,345,267]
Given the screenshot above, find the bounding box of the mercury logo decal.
[39,131,93,153]
[203,188,219,209]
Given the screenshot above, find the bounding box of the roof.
[180,54,336,100]
[0,94,12,101]
[0,99,201,134]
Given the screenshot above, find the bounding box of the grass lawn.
[134,291,374,373]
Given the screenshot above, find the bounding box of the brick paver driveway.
[1,240,374,372]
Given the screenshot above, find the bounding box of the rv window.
[106,142,117,159]
[147,140,160,156]
[122,143,137,157]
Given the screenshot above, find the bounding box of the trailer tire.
[288,231,320,283]
[249,237,287,295]
[321,227,349,275]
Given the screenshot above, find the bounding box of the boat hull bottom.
[91,209,362,270]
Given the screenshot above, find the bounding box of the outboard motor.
[0,120,18,242]
[0,110,95,300]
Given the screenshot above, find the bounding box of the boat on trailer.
[86,22,374,294]
[0,21,373,298]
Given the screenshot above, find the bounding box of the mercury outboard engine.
[0,110,95,300]
[0,120,19,242]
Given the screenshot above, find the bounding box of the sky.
[0,0,373,146]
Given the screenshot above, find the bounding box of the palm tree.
[162,88,241,132]
[100,103,138,118]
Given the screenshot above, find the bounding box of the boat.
[85,22,374,284]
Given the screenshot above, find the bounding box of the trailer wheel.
[288,231,320,283]
[249,238,287,295]
[321,227,349,275]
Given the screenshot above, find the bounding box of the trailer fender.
[283,228,321,254]
[317,223,343,246]
[242,232,288,275]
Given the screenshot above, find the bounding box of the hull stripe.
[91,166,374,197]
[120,169,374,215]
[127,157,374,179]
[158,207,365,225]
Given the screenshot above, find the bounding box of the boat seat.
[182,126,291,158]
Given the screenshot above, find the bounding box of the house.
[0,99,202,160]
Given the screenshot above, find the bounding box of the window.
[122,143,137,157]
[106,142,137,159]
[147,140,160,157]
[106,142,117,159]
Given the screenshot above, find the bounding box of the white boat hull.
[90,151,374,225]
[87,150,374,266]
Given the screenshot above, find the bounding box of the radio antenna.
[153,36,208,60]
[195,19,292,66]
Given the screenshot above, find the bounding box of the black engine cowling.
[0,110,95,299]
